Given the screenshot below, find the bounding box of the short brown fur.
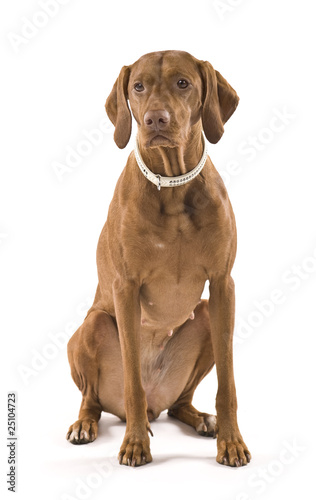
[66,50,251,467]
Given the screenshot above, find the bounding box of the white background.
[1,0,315,499]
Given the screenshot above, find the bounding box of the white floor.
[1,1,315,499]
[6,339,313,500]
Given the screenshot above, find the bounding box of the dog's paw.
[118,433,152,467]
[196,414,217,438]
[216,434,251,467]
[66,419,98,444]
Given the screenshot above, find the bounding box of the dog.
[66,50,251,467]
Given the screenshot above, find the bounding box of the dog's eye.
[134,83,145,92]
[177,79,189,89]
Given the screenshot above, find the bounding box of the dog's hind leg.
[66,309,122,444]
[168,404,217,437]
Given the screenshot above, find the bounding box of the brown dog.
[66,50,251,468]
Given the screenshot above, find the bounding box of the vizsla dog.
[66,50,251,467]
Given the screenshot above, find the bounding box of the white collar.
[134,135,208,190]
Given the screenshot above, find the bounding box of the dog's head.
[105,50,239,149]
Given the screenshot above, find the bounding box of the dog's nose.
[144,110,170,131]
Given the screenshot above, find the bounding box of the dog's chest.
[135,209,208,265]
[117,196,227,328]
[134,213,210,328]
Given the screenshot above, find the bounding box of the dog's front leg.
[209,275,251,467]
[113,278,152,467]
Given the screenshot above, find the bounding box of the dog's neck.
[137,123,204,178]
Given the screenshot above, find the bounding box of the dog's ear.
[105,65,131,149]
[199,61,239,144]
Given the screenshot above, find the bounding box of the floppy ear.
[199,61,239,144]
[105,65,131,149]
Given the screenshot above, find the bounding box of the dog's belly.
[139,328,199,420]
[137,275,208,418]
[98,339,198,421]
[140,344,181,419]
